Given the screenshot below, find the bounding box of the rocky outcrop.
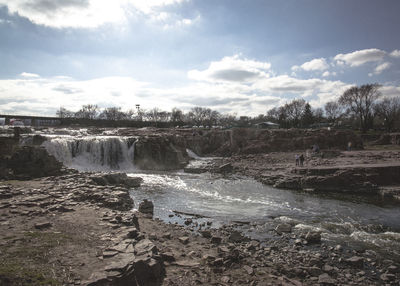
[261,163,400,195]
[5,146,63,179]
[372,133,400,145]
[138,199,154,215]
[134,137,188,170]
[91,173,143,188]
[86,238,164,286]
[173,128,363,157]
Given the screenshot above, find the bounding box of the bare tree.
[313,107,324,124]
[56,107,74,118]
[75,104,99,119]
[99,107,127,121]
[324,101,343,124]
[285,99,306,128]
[374,97,400,132]
[146,107,162,122]
[171,108,184,123]
[339,84,382,132]
[266,107,280,122]
[190,106,210,126]
[219,113,237,127]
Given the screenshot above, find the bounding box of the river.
[41,134,400,261]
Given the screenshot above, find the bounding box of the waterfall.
[41,136,136,171]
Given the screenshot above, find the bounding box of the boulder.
[305,231,322,244]
[318,273,336,285]
[275,223,292,234]
[228,230,247,243]
[138,199,154,215]
[346,256,364,268]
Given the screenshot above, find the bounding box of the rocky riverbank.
[201,148,400,202]
[1,171,399,285]
[1,127,400,285]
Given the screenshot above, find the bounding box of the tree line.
[267,83,400,132]
[56,83,400,132]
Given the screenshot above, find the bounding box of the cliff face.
[0,128,365,176]
[134,136,189,170]
[171,128,363,156]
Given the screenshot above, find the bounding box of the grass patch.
[0,262,60,286]
[0,231,71,285]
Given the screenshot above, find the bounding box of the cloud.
[322,71,330,77]
[380,85,400,98]
[334,48,386,67]
[373,62,391,75]
[390,49,400,58]
[188,55,272,83]
[0,0,190,28]
[252,75,352,105]
[321,71,338,77]
[299,58,329,71]
[52,85,83,94]
[0,18,12,24]
[20,72,40,78]
[1,51,398,117]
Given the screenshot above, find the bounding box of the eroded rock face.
[134,137,188,170]
[173,128,363,157]
[6,146,63,179]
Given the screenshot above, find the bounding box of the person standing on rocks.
[299,154,304,167]
[347,141,352,151]
[295,154,299,166]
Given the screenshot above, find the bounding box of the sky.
[0,0,400,117]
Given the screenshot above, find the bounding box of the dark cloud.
[253,98,280,105]
[22,0,89,14]
[183,96,249,106]
[53,85,82,94]
[111,91,121,97]
[212,69,259,82]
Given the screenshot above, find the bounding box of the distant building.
[10,119,25,126]
[255,121,279,129]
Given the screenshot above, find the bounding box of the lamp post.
[135,104,141,121]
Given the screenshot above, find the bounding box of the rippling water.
[129,171,400,260]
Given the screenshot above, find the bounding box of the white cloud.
[252,75,352,106]
[20,72,40,78]
[380,85,400,98]
[0,18,12,24]
[188,55,272,83]
[0,0,190,28]
[334,48,386,67]
[390,49,400,58]
[291,65,300,71]
[322,71,330,77]
[373,62,391,75]
[300,58,329,71]
[0,70,354,117]
[1,52,398,117]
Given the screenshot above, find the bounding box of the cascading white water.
[41,136,136,171]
